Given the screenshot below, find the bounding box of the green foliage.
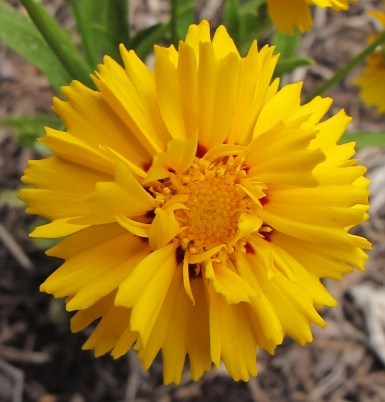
[133,23,170,61]
[0,114,61,153]
[272,30,313,78]
[70,0,129,66]
[0,189,26,209]
[176,0,195,41]
[224,0,272,56]
[340,133,385,149]
[273,29,301,59]
[274,57,314,78]
[0,0,71,92]
[20,0,94,87]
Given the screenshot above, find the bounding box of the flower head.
[19,20,371,384]
[267,0,357,34]
[355,6,385,114]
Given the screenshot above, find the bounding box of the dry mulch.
[1,1,385,401]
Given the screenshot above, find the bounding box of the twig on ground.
[0,357,24,402]
[0,345,51,365]
[0,222,33,271]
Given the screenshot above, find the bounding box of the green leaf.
[0,114,62,152]
[224,0,272,56]
[69,0,99,67]
[224,0,242,48]
[176,0,194,41]
[272,29,301,59]
[272,29,311,78]
[0,0,71,91]
[0,189,26,209]
[73,0,130,66]
[131,0,193,61]
[20,0,94,87]
[339,133,385,149]
[129,23,163,51]
[134,22,170,61]
[274,57,313,78]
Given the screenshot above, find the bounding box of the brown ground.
[1,1,385,401]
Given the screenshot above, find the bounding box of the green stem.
[68,0,97,67]
[304,29,385,103]
[20,0,93,86]
[171,0,179,47]
[123,0,130,44]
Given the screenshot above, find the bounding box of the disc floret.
[151,155,259,256]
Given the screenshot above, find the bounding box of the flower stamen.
[151,156,265,257]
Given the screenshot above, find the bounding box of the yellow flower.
[267,0,357,34]
[355,7,385,114]
[19,20,371,384]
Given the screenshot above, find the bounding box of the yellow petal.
[84,162,156,218]
[116,243,179,346]
[235,253,284,352]
[272,231,368,279]
[205,277,258,380]
[149,208,180,250]
[115,215,150,237]
[136,267,182,369]
[162,277,211,384]
[39,128,114,175]
[189,244,224,264]
[144,133,198,184]
[184,20,211,60]
[30,217,88,238]
[197,43,240,149]
[71,291,116,333]
[54,80,152,170]
[21,156,112,193]
[205,260,257,304]
[212,24,240,59]
[46,223,126,259]
[267,0,312,34]
[227,43,278,145]
[82,304,133,357]
[154,45,187,140]
[94,50,170,155]
[19,188,89,221]
[182,253,195,304]
[41,232,143,299]
[66,242,150,311]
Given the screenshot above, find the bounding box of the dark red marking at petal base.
[168,167,176,174]
[138,236,149,243]
[263,229,274,242]
[260,196,269,206]
[176,246,185,265]
[146,210,155,218]
[188,264,202,280]
[142,162,152,172]
[196,143,207,158]
[245,242,256,254]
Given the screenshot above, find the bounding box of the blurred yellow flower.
[267,0,357,34]
[355,7,385,114]
[19,20,371,384]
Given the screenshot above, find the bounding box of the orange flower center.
[152,156,258,255]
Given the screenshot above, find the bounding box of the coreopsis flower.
[267,0,357,34]
[355,7,385,114]
[19,20,371,384]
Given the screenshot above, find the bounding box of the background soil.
[1,1,385,401]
